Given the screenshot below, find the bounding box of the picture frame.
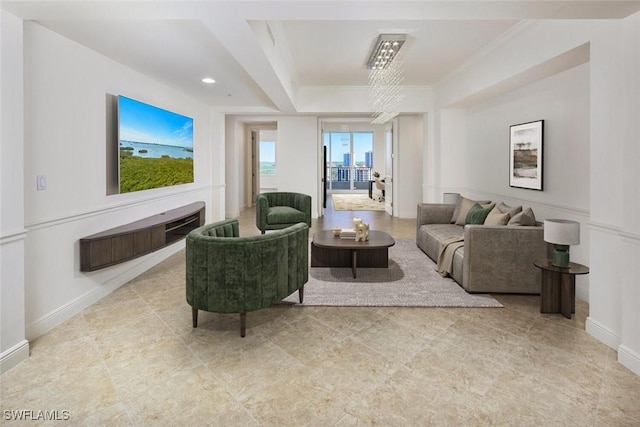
[509,120,544,191]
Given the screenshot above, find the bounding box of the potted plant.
[373,171,380,179]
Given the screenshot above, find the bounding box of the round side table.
[534,259,589,319]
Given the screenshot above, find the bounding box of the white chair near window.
[375,178,385,202]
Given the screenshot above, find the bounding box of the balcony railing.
[327,166,373,190]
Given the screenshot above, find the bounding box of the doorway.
[248,125,277,207]
[323,131,374,193]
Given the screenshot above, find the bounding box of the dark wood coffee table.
[311,230,396,278]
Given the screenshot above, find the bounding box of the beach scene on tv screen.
[118,95,194,193]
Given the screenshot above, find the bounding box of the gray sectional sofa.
[416,202,548,294]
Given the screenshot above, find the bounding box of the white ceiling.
[4,1,640,112]
[280,20,519,86]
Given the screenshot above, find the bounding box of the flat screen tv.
[117,95,194,193]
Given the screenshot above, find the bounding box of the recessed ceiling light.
[202,77,216,84]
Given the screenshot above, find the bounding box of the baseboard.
[25,242,185,341]
[575,285,589,304]
[585,316,621,350]
[1,340,29,374]
[226,210,240,219]
[397,210,417,219]
[618,345,640,377]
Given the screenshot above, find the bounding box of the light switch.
[37,175,47,191]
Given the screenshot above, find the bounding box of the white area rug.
[282,239,503,308]
[331,193,385,211]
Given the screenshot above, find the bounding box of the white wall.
[226,115,320,218]
[434,22,594,301]
[372,125,386,179]
[296,85,433,115]
[0,10,29,373]
[226,116,426,220]
[432,17,640,376]
[276,116,319,215]
[618,11,640,376]
[18,22,222,342]
[395,115,424,218]
[587,16,640,376]
[461,64,591,299]
[208,111,226,221]
[224,115,243,217]
[464,64,589,209]
[436,21,593,109]
[428,108,468,200]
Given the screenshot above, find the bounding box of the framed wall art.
[509,120,544,191]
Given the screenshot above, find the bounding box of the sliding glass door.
[324,131,374,192]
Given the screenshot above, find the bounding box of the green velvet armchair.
[256,192,312,234]
[186,218,308,337]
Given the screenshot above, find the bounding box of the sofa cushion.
[455,199,493,225]
[508,207,537,226]
[485,207,510,225]
[267,206,307,225]
[451,196,477,223]
[450,197,464,223]
[450,245,465,286]
[453,197,476,224]
[417,224,464,261]
[417,202,546,294]
[422,223,464,240]
[497,202,522,218]
[465,203,495,225]
[451,196,493,224]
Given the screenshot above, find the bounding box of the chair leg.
[299,285,304,303]
[240,312,247,337]
[192,307,198,328]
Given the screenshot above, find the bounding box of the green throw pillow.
[465,203,493,225]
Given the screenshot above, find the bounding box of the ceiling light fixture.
[368,34,406,124]
[367,34,406,70]
[201,77,216,84]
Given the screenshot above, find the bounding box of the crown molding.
[435,20,538,88]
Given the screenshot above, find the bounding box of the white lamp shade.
[544,219,580,245]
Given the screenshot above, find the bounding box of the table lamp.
[544,219,580,267]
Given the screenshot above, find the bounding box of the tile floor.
[2,197,640,426]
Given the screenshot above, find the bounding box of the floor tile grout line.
[84,334,136,426]
[5,203,637,425]
[126,280,257,413]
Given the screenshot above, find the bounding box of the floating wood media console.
[80,201,205,272]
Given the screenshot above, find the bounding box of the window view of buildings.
[258,131,374,191]
[325,132,374,191]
